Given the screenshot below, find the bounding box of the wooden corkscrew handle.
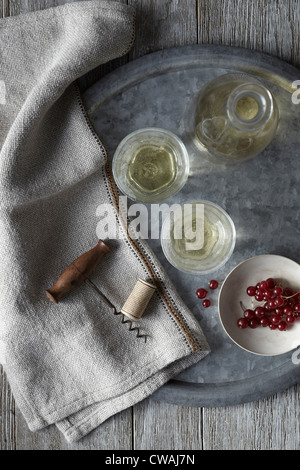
[45,240,110,304]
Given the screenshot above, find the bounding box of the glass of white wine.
[161,200,236,274]
[112,128,189,203]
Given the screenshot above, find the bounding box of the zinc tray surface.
[84,45,300,407]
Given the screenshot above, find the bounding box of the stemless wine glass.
[112,128,189,203]
[161,200,236,274]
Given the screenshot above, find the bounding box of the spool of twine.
[121,279,156,321]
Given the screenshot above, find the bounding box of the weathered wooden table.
[1,0,299,451]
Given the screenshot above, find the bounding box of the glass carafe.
[194,73,279,160]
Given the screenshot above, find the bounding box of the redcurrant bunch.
[237,277,299,331]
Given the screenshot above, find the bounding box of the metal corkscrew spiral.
[84,278,149,342]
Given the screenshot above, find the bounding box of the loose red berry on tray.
[209,279,219,290]
[246,286,256,296]
[196,288,208,299]
[237,318,248,328]
[203,299,211,308]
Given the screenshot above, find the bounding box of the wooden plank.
[9,0,80,15]
[128,0,198,60]
[15,407,133,450]
[202,385,300,450]
[197,0,300,68]
[133,399,203,450]
[0,367,15,450]
[0,0,9,17]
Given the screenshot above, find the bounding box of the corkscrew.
[45,240,156,342]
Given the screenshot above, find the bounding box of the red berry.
[268,299,276,310]
[287,299,296,308]
[244,309,254,320]
[274,296,284,307]
[271,314,281,325]
[209,280,219,290]
[260,316,269,327]
[266,278,275,289]
[202,299,211,308]
[246,286,256,296]
[273,286,283,296]
[263,289,273,300]
[254,306,265,318]
[286,315,295,324]
[255,291,264,302]
[249,318,259,329]
[264,301,273,311]
[196,288,208,299]
[275,307,284,316]
[294,304,300,312]
[269,323,277,330]
[259,281,268,290]
[283,306,293,315]
[278,321,287,331]
[284,288,296,297]
[237,318,248,328]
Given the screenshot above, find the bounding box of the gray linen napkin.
[0,0,210,442]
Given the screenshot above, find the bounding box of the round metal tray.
[83,45,300,407]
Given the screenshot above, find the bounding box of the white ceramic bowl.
[218,254,300,356]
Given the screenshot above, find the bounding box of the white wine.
[128,144,177,195]
[161,201,236,275]
[172,214,222,262]
[112,128,189,203]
